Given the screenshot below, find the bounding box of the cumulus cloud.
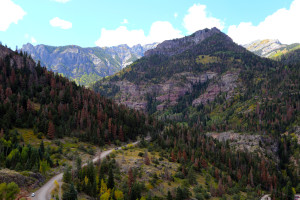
[53,0,70,3]
[228,0,300,44]
[121,19,128,24]
[49,17,72,29]
[174,12,178,18]
[95,21,183,47]
[183,4,224,34]
[0,0,26,31]
[31,37,37,44]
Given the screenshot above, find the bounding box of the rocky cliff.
[93,28,259,113]
[21,43,158,86]
[244,39,300,58]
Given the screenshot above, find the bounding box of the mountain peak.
[144,27,225,57]
[243,39,284,57]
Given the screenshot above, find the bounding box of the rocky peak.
[144,27,223,57]
[243,39,285,57]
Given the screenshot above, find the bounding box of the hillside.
[21,43,157,86]
[91,28,300,199]
[244,39,300,59]
[93,28,299,135]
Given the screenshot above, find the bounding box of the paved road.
[31,138,147,200]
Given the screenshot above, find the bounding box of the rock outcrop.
[94,27,247,112]
[244,39,300,58]
[22,43,158,85]
[145,27,224,57]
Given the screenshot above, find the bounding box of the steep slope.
[93,28,265,112]
[244,39,300,58]
[93,28,299,136]
[0,43,154,145]
[21,43,157,86]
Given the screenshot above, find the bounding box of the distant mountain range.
[244,39,300,58]
[22,43,158,86]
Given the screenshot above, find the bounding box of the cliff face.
[244,39,300,58]
[21,43,158,86]
[93,28,255,113]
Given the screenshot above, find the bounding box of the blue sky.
[0,0,299,49]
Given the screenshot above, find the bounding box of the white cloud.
[121,19,128,24]
[95,21,183,47]
[183,4,224,34]
[50,17,72,29]
[31,37,37,44]
[228,0,300,44]
[24,34,37,44]
[0,0,26,31]
[174,12,178,18]
[53,0,70,3]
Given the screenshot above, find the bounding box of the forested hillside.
[0,44,155,174]
[91,28,300,199]
[93,28,300,136]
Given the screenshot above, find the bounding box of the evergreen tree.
[107,167,114,189]
[167,191,172,200]
[62,183,77,200]
[47,121,55,139]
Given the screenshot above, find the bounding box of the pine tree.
[47,121,55,139]
[107,167,114,189]
[128,168,134,195]
[167,191,172,200]
[187,167,196,185]
[62,183,77,200]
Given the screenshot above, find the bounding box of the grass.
[15,128,43,146]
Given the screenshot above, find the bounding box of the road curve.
[32,139,147,200]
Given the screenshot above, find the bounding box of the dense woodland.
[0,46,153,144]
[94,32,300,138]
[0,30,300,200]
[0,44,156,178]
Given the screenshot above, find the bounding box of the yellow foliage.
[100,192,110,200]
[114,190,124,200]
[100,179,108,195]
[127,144,134,149]
[84,176,89,185]
[195,55,220,64]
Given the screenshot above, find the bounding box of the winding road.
[32,139,147,200]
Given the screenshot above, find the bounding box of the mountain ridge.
[244,39,300,58]
[21,42,158,86]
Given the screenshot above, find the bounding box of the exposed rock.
[112,71,219,111]
[192,71,239,106]
[0,169,45,189]
[244,39,300,58]
[206,131,278,161]
[0,45,36,72]
[22,43,158,85]
[145,27,223,57]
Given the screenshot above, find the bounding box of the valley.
[0,25,299,200]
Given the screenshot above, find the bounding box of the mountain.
[93,27,299,135]
[0,42,154,150]
[92,28,300,198]
[21,43,157,86]
[244,39,300,58]
[93,27,261,112]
